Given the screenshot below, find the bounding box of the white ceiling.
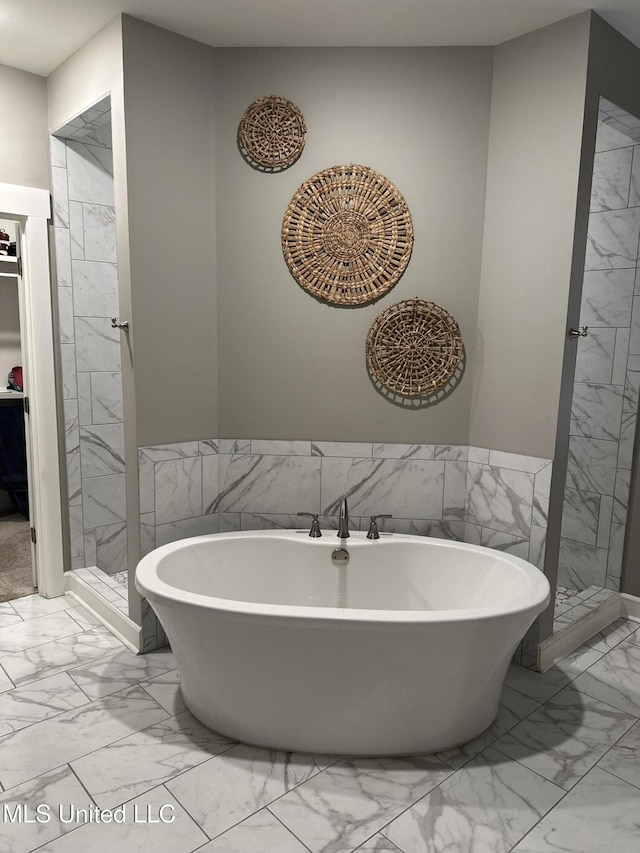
[1,0,640,77]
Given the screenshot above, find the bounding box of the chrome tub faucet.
[337,497,350,539]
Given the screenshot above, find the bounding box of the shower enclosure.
[50,97,129,617]
[554,97,640,634]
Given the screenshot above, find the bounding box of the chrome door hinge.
[16,256,23,277]
[23,397,29,414]
[30,527,36,544]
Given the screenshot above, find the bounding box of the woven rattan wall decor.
[366,298,463,397]
[282,164,413,306]
[238,95,306,171]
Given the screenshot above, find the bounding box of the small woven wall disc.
[282,164,413,306]
[366,298,463,396]
[238,95,306,171]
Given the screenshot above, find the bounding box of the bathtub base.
[180,687,501,756]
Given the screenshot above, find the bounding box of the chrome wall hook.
[111,318,129,330]
[568,326,588,339]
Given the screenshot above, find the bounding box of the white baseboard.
[538,593,622,672]
[65,572,141,653]
[621,593,640,623]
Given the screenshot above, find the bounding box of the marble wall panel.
[66,141,114,207]
[590,147,633,212]
[83,474,126,529]
[71,260,119,317]
[53,227,72,288]
[584,208,640,270]
[82,204,117,263]
[95,523,127,576]
[155,457,203,525]
[90,372,123,424]
[566,437,618,495]
[74,318,121,373]
[561,489,600,546]
[618,412,637,469]
[80,424,125,478]
[69,201,84,259]
[612,328,631,384]
[570,383,624,441]
[217,454,321,515]
[466,463,534,538]
[558,539,608,590]
[630,146,640,207]
[320,457,444,520]
[574,328,616,384]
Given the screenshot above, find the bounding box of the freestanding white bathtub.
[135,530,549,755]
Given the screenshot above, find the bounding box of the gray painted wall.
[0,63,49,191]
[469,13,591,460]
[215,47,493,443]
[122,16,218,448]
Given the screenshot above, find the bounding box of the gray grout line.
[596,762,640,794]
[267,805,315,852]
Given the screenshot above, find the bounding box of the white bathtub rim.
[135,529,550,625]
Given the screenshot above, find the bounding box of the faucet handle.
[298,512,322,538]
[367,514,393,540]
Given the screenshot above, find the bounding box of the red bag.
[8,366,23,392]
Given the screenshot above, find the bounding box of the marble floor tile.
[0,664,14,693]
[355,836,404,852]
[166,744,333,841]
[512,766,640,852]
[0,611,83,655]
[0,627,125,687]
[571,639,640,715]
[67,647,176,699]
[269,754,452,853]
[585,618,638,653]
[0,685,168,789]
[0,602,21,629]
[436,685,540,770]
[0,765,93,853]
[8,595,77,620]
[382,747,563,853]
[34,786,208,853]
[71,709,235,809]
[140,669,186,715]
[199,808,309,853]
[504,646,604,704]
[66,606,102,630]
[597,717,640,789]
[0,672,90,737]
[493,686,635,790]
[627,623,640,646]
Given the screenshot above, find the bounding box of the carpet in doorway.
[0,513,35,602]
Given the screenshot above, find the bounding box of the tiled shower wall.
[558,106,640,592]
[138,440,551,569]
[51,103,127,577]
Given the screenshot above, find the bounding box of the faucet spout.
[337,497,350,539]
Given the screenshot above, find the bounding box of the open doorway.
[0,182,64,603]
[0,217,36,602]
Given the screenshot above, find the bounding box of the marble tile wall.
[51,105,127,579]
[139,440,551,565]
[138,439,552,650]
[558,108,640,593]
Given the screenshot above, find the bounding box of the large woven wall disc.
[366,298,463,396]
[238,95,306,171]
[282,164,413,306]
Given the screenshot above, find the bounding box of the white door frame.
[1,181,64,598]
